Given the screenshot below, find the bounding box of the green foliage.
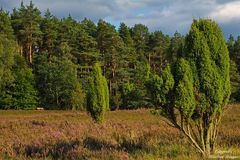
[146,65,174,107]
[184,19,230,112]
[0,9,15,40]
[97,19,126,109]
[34,52,79,109]
[87,63,109,123]
[167,32,184,63]
[122,62,152,109]
[230,60,240,102]
[0,15,38,109]
[131,24,149,59]
[40,9,59,55]
[227,34,235,57]
[119,22,134,47]
[147,31,170,73]
[0,10,16,90]
[0,55,38,109]
[173,58,195,118]
[0,35,15,91]
[71,83,86,111]
[121,82,146,109]
[229,36,240,64]
[76,25,99,67]
[146,19,230,156]
[11,1,42,64]
[10,55,38,109]
[227,35,240,102]
[81,18,97,38]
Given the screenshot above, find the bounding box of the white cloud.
[210,1,240,23]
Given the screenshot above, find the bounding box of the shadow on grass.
[13,134,188,159]
[83,136,116,151]
[83,133,154,153]
[14,139,80,159]
[82,134,185,159]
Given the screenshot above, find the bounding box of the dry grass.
[0,105,239,159]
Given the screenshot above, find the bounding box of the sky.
[1,0,240,38]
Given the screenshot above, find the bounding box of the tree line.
[0,1,238,110]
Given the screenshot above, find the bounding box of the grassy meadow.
[0,105,240,160]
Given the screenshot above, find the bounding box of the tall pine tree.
[11,1,42,64]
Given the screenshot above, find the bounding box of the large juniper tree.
[146,19,230,157]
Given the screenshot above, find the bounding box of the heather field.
[0,105,240,160]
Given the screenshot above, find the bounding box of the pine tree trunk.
[148,53,151,64]
[56,92,59,107]
[109,80,112,97]
[19,44,23,56]
[29,45,32,64]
